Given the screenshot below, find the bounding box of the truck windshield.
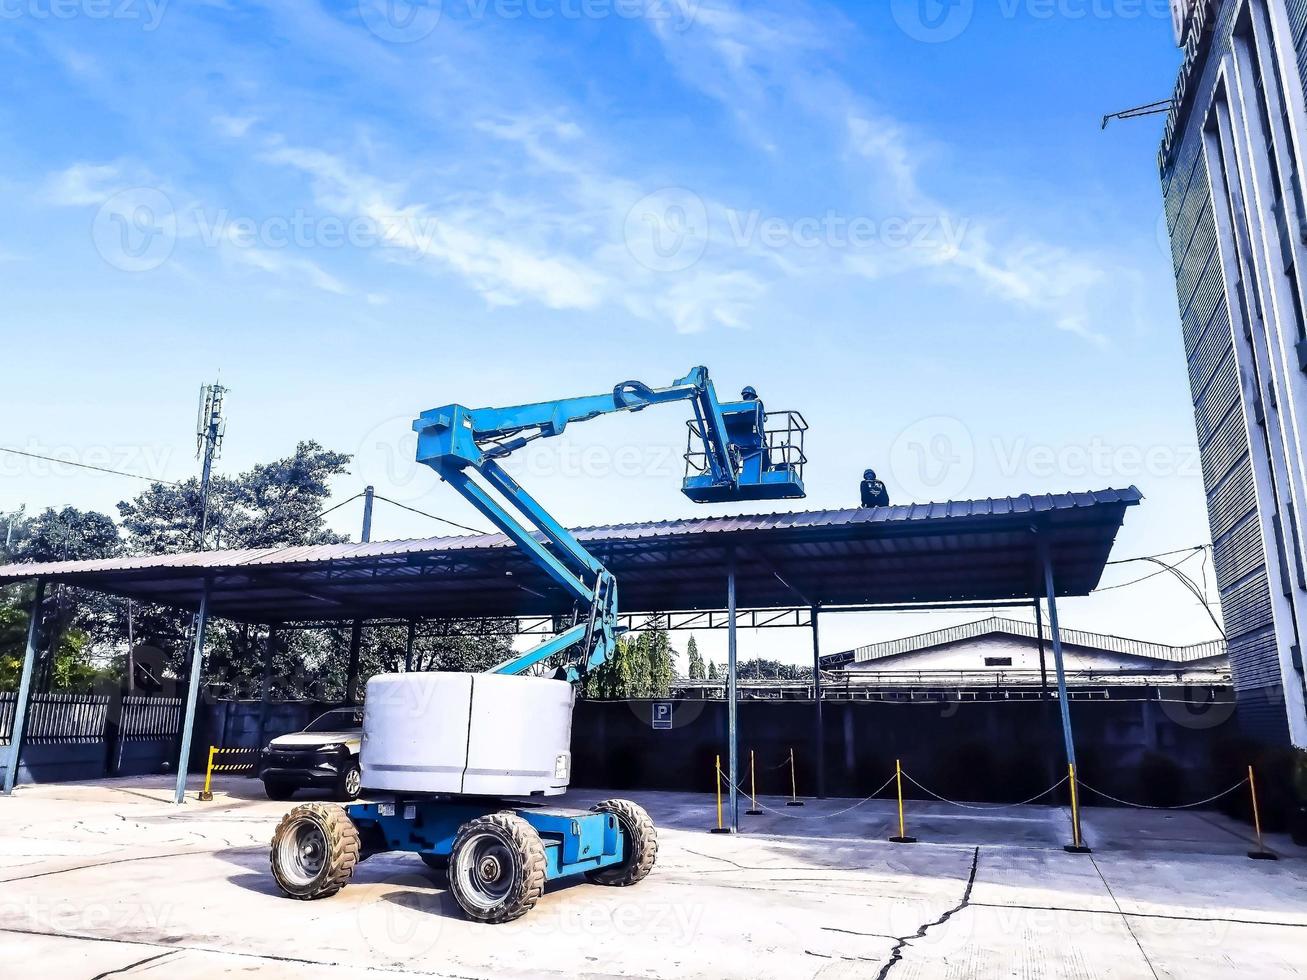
[304,709,363,733]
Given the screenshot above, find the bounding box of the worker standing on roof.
[860,469,890,508]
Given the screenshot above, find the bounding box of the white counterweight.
[360,672,575,796]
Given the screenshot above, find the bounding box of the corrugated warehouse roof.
[0,487,1142,623]
[823,615,1225,669]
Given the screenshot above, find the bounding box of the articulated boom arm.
[411,367,805,682]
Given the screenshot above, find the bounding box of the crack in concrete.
[89,948,179,979]
[875,845,980,980]
[969,901,1307,929]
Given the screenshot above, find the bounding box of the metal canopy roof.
[0,488,1141,624]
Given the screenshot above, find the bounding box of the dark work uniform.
[860,479,890,508]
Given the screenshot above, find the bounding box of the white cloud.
[644,0,1122,345]
[41,163,128,207]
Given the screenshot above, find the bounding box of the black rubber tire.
[585,799,657,887]
[269,803,360,900]
[263,780,296,801]
[448,812,546,923]
[335,760,362,802]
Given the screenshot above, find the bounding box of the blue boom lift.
[268,367,807,922]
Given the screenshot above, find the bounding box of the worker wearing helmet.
[860,469,890,508]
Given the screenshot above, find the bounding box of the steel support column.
[346,621,364,704]
[1039,540,1077,770]
[174,583,211,805]
[727,550,739,833]
[256,624,277,752]
[1033,599,1058,789]
[811,604,825,799]
[2,580,45,795]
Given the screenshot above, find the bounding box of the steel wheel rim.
[345,767,361,797]
[454,832,517,911]
[278,818,328,888]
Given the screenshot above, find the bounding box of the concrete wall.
[568,696,1245,808]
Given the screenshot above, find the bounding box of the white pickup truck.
[258,707,363,801]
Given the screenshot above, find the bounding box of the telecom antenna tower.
[195,383,227,551]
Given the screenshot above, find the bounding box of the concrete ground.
[0,776,1305,979]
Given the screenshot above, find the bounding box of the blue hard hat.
[741,386,758,400]
[864,469,876,481]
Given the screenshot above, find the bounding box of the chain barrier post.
[1247,765,1278,861]
[890,759,917,844]
[710,754,732,834]
[787,747,804,807]
[198,746,216,802]
[1064,762,1091,854]
[746,749,763,815]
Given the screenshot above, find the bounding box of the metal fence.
[119,695,183,741]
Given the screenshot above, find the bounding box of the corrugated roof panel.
[0,488,1142,621]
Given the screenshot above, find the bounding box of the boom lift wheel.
[585,799,658,886]
[448,812,547,923]
[270,803,360,900]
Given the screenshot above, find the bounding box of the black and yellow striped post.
[889,759,916,844]
[198,746,258,801]
[1247,765,1278,861]
[746,749,763,815]
[786,747,805,807]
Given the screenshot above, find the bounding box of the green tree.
[707,660,720,681]
[737,658,813,681]
[687,635,705,680]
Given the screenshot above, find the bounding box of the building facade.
[1162,0,1307,745]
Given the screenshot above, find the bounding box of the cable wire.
[718,771,897,819]
[371,494,489,535]
[1077,776,1248,810]
[0,447,181,486]
[902,772,1070,810]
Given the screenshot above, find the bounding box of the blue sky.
[0,0,1216,661]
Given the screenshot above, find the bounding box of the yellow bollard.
[710,754,732,833]
[198,746,216,802]
[890,759,916,843]
[1247,765,1278,861]
[1063,762,1091,854]
[786,747,805,807]
[746,749,763,815]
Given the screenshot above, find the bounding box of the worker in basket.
[860,468,890,508]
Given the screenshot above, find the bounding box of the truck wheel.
[263,780,296,801]
[448,812,546,923]
[335,760,362,801]
[270,803,360,900]
[585,799,657,887]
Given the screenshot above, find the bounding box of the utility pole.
[195,383,228,552]
[345,487,375,705]
[3,504,24,554]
